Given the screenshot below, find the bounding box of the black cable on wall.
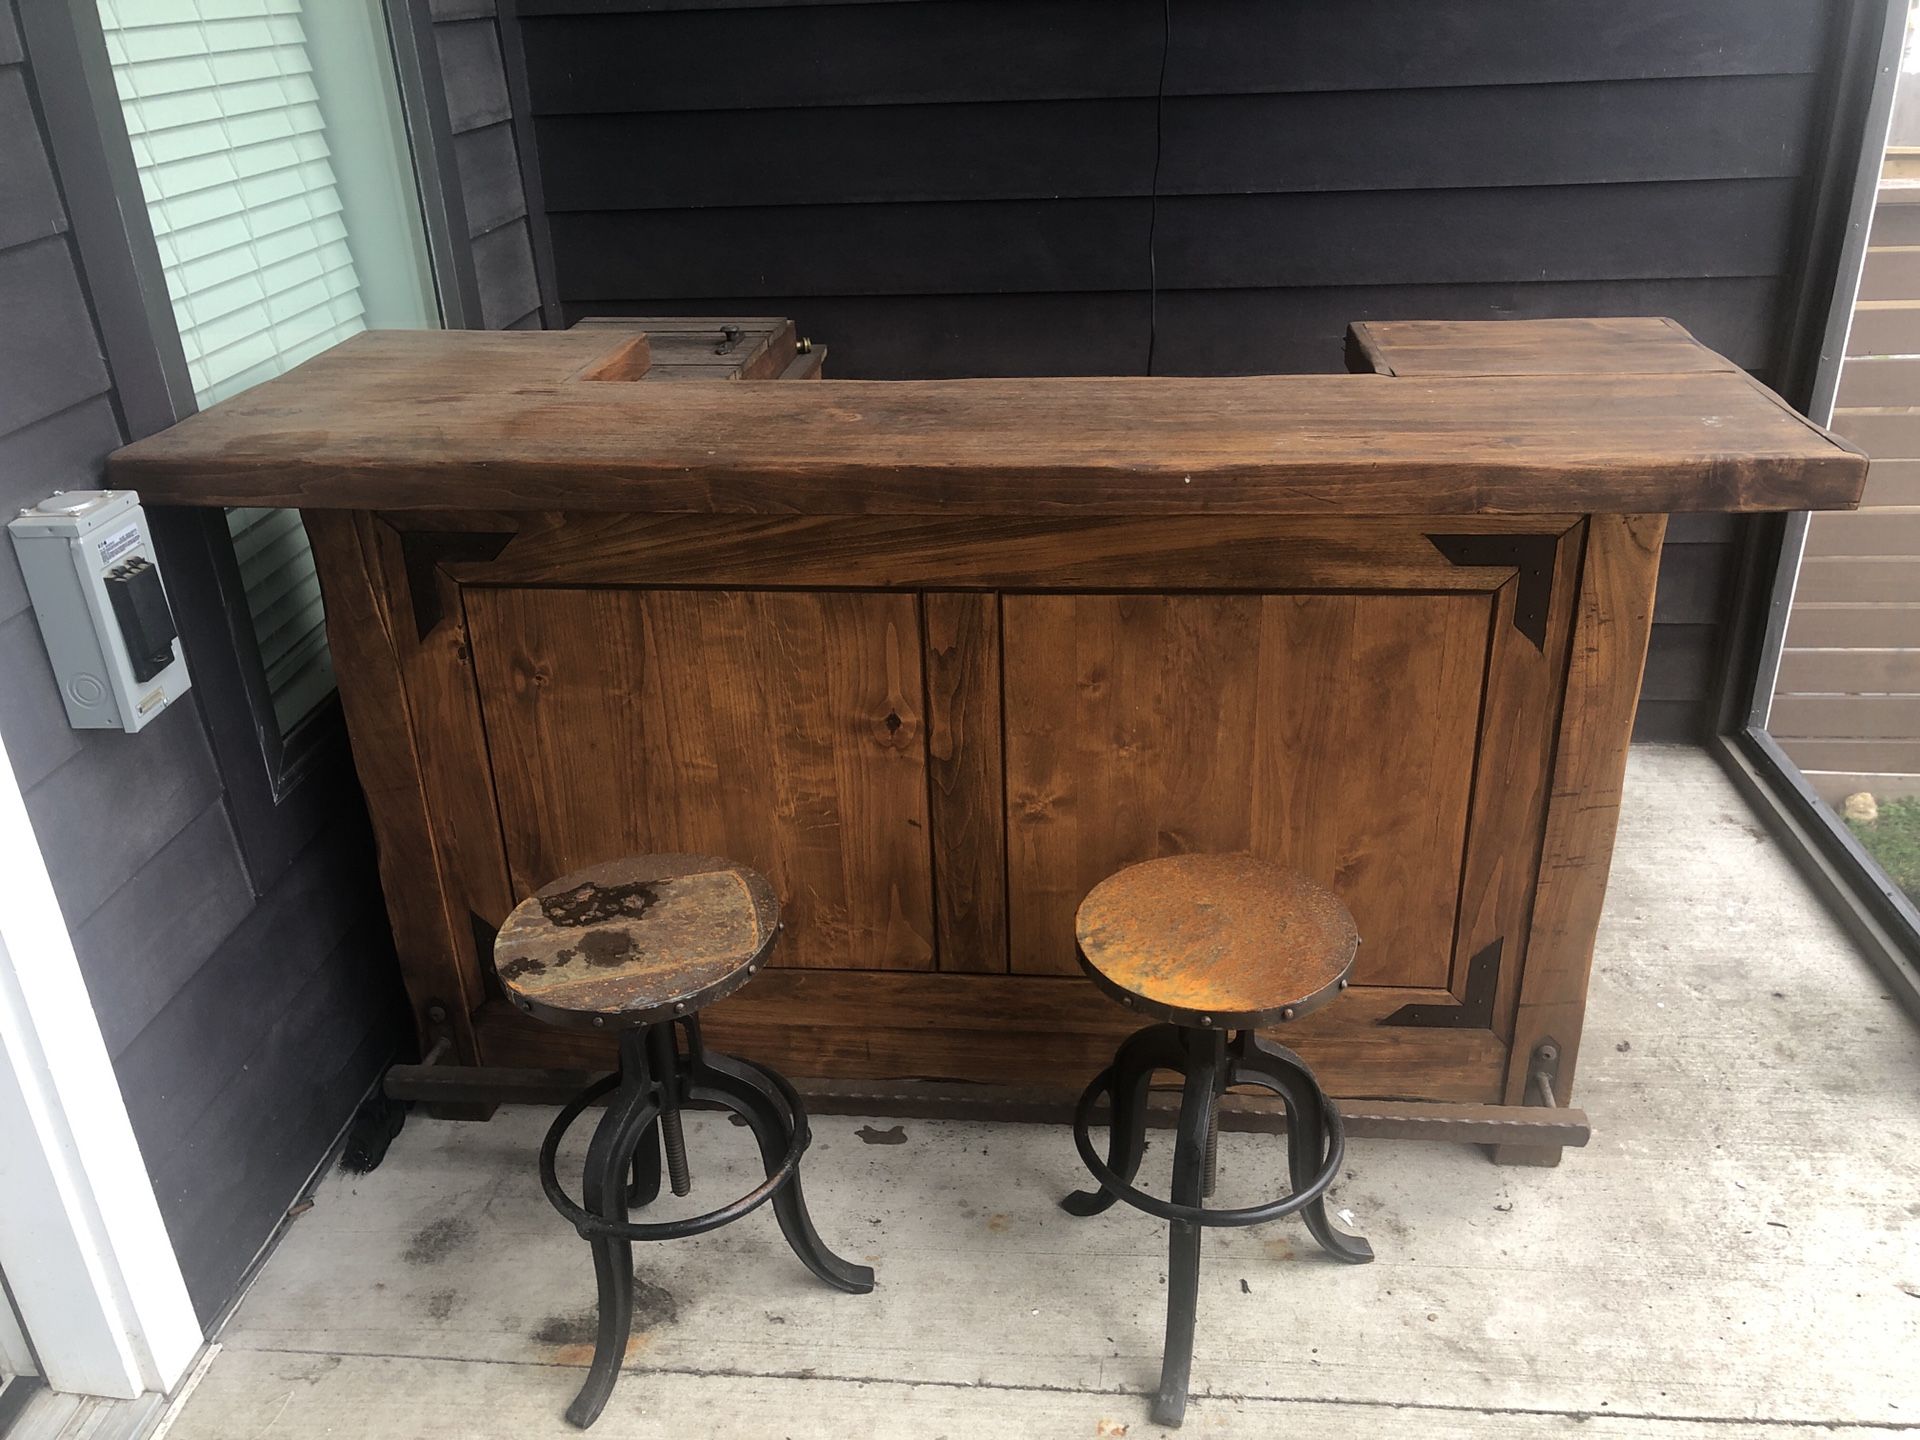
[1145,0,1171,374]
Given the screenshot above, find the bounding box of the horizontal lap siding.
[512,0,1846,740]
[552,181,1801,298]
[518,0,1831,103]
[430,3,545,328]
[0,22,397,1322]
[536,78,1817,210]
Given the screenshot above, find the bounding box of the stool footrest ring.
[1070,1049,1347,1228]
[539,1060,811,1243]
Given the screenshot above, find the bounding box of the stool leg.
[626,1122,662,1209]
[567,1030,661,1430]
[1153,1028,1223,1430]
[689,1051,876,1295]
[1235,1036,1372,1265]
[1062,1023,1186,1217]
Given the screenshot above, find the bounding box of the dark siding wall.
[429,0,547,328]
[0,1,400,1324]
[511,0,1854,739]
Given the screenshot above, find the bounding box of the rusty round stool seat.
[1061,852,1374,1430]
[495,855,873,1430]
[1075,853,1359,1029]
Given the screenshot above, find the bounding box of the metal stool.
[494,854,874,1429]
[1060,853,1374,1428]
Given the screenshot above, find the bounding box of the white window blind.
[99,0,365,736]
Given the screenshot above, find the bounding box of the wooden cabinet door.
[995,519,1582,1097]
[466,586,936,971]
[1003,591,1486,987]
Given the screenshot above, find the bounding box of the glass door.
[1767,51,1920,911]
[1738,10,1920,1009]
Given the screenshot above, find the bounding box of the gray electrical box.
[8,490,192,733]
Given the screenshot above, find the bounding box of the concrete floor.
[161,747,1920,1439]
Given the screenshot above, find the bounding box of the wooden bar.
[112,327,1859,515]
[111,316,1866,1165]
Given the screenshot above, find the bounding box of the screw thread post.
[1202,1093,1220,1198]
[661,1106,691,1196]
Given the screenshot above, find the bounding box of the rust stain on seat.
[1075,853,1357,1026]
[538,877,662,928]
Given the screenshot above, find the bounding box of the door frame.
[1710,0,1920,1020]
[0,728,201,1399]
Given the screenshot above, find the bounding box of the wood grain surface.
[923,591,1007,974]
[1498,512,1667,1160]
[492,854,778,1025]
[1001,591,1489,986]
[1348,316,1735,376]
[303,512,488,1060]
[452,512,1574,591]
[266,322,1762,1138]
[108,326,1863,515]
[1453,524,1587,1044]
[469,968,1511,1102]
[465,585,936,972]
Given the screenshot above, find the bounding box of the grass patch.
[1844,794,1920,904]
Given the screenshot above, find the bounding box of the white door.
[0,732,200,1399]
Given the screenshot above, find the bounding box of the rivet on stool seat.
[495,854,874,1429]
[1061,853,1375,1429]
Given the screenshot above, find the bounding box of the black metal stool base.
[540,1016,874,1428]
[1062,1024,1372,1429]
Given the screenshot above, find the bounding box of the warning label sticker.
[96,522,142,569]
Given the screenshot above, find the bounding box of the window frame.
[21,0,469,890]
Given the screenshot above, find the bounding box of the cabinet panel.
[467,586,935,970]
[1003,592,1491,986]
[924,591,1008,972]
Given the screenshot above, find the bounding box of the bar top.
[1346,315,1740,378]
[108,319,1866,516]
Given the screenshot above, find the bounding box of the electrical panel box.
[8,490,191,733]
